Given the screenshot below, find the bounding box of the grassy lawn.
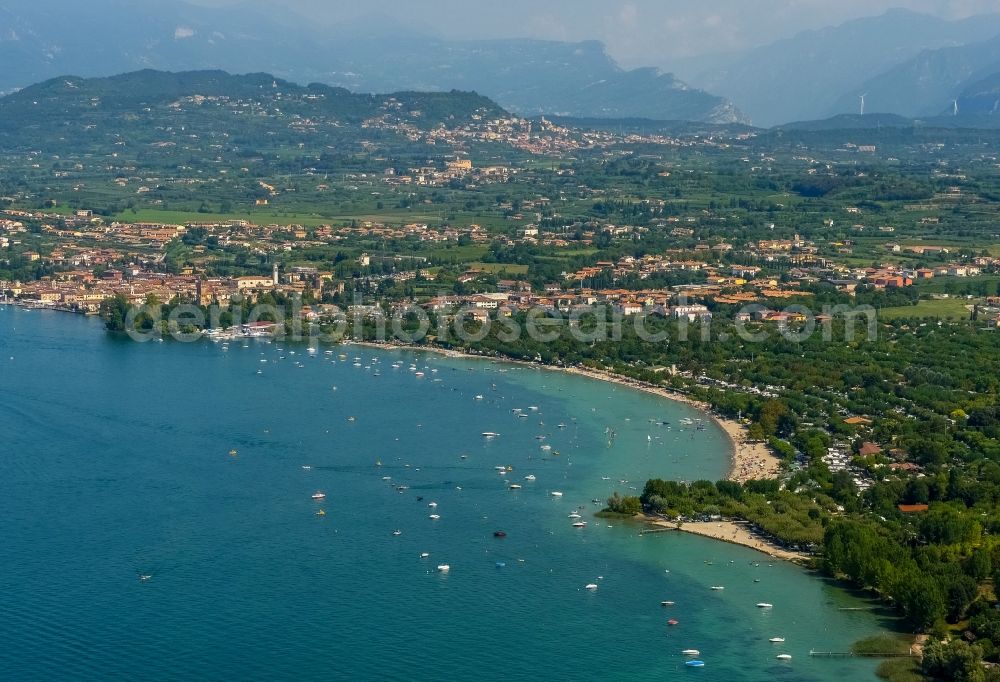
[880,298,972,320]
[467,262,529,275]
[113,208,336,227]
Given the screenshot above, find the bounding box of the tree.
[606,492,641,515]
[99,293,129,332]
[922,640,985,682]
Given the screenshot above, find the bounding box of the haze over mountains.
[2,1,1000,127]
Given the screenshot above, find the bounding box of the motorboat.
[710,586,724,590]
[524,475,536,481]
[661,601,675,607]
[392,530,402,536]
[493,531,507,538]
[667,619,679,626]
[684,660,704,668]
[769,637,785,643]
[482,432,500,438]
[311,492,326,500]
[776,654,792,660]
[509,484,522,490]
[585,583,598,590]
[429,514,440,520]
[550,491,563,497]
[437,564,450,572]
[681,649,700,656]
[756,603,773,608]
[572,521,587,528]
[420,553,430,558]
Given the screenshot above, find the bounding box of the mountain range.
[676,9,1000,126]
[3,1,1000,127]
[0,0,745,124]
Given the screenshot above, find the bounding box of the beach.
[645,518,808,563]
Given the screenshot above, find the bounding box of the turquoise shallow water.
[0,307,890,680]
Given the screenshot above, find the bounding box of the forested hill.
[0,70,507,149]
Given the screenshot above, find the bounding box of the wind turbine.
[952,99,959,117]
[859,93,867,116]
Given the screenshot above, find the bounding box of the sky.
[192,0,1000,67]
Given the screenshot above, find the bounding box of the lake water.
[0,307,890,680]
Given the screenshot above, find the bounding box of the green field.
[467,262,529,275]
[880,298,973,320]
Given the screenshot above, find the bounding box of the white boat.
[524,475,536,481]
[420,552,430,558]
[568,512,582,519]
[661,601,675,606]
[311,492,326,500]
[572,521,587,528]
[540,444,552,451]
[509,484,522,490]
[769,637,785,643]
[429,514,440,520]
[482,432,500,438]
[392,530,402,536]
[550,491,563,497]
[428,502,438,508]
[437,564,450,572]
[474,395,484,400]
[682,649,700,656]
[585,583,598,590]
[528,406,539,411]
[301,465,312,470]
[756,602,773,608]
[776,654,792,660]
[710,586,724,590]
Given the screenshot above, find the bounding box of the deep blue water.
[0,307,890,680]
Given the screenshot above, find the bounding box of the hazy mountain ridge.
[0,0,744,124]
[958,72,1000,116]
[682,9,1000,126]
[829,34,1000,118]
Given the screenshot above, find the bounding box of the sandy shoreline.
[348,341,781,484]
[645,518,808,563]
